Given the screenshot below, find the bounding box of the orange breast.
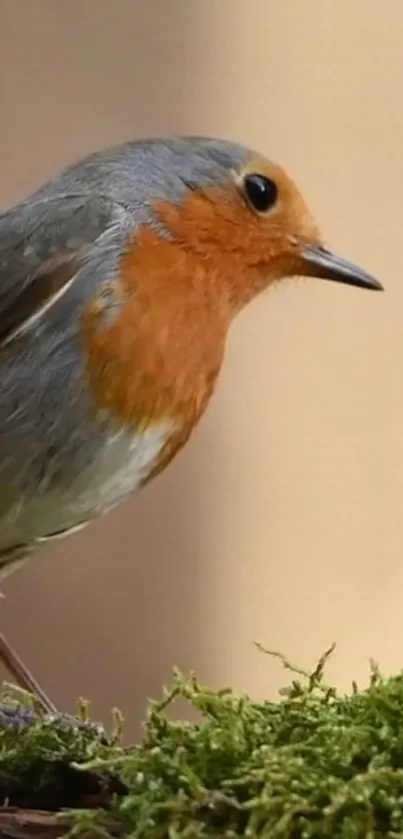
[80,223,228,478]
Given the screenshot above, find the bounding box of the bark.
[0,808,123,839]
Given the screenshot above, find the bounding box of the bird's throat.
[80,226,227,448]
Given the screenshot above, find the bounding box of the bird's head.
[139,136,382,316]
[81,136,384,438]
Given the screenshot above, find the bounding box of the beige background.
[0,0,401,738]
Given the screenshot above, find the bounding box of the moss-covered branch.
[1,646,403,837]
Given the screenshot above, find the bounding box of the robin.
[0,136,382,711]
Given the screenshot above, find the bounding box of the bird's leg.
[0,632,58,714]
[0,553,58,715]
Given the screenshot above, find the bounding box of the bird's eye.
[242,173,278,213]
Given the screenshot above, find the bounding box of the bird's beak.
[298,243,383,291]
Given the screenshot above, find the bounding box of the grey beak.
[299,244,383,291]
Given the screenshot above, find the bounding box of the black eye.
[243,173,278,213]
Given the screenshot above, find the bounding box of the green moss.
[0,686,125,811]
[4,646,403,837]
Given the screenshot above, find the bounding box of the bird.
[0,135,382,710]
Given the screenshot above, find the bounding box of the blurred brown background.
[0,0,401,738]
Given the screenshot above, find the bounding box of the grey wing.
[0,192,129,346]
[0,192,133,567]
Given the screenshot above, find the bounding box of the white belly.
[0,419,175,558]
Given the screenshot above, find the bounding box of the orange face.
[153,156,382,315]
